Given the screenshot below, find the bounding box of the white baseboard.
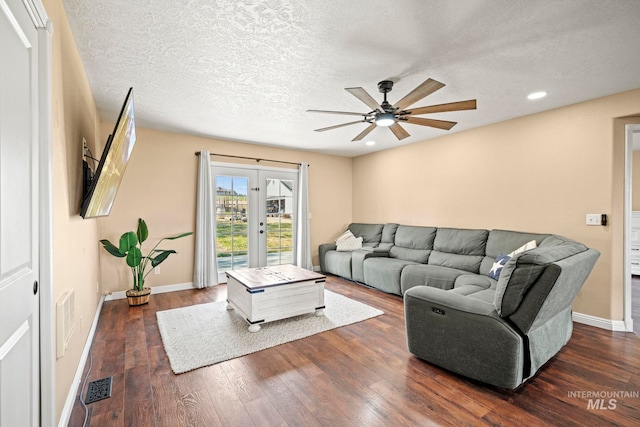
[58,295,105,427]
[104,282,196,301]
[572,312,632,332]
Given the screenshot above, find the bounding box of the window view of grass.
[215,219,293,255]
[215,175,294,270]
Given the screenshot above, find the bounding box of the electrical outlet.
[586,214,607,226]
[154,267,161,275]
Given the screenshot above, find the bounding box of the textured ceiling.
[62,0,640,157]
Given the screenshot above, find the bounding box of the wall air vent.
[56,289,75,358]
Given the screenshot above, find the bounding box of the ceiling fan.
[307,78,477,141]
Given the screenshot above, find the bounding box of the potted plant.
[100,218,192,306]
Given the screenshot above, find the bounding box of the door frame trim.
[624,124,640,333]
[20,0,55,423]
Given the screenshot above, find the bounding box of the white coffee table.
[225,264,326,332]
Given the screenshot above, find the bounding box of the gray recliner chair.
[403,238,600,389]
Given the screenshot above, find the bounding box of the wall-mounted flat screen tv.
[81,87,136,218]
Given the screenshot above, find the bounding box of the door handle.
[260,230,264,234]
[33,280,38,295]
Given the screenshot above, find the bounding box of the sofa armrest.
[404,286,525,389]
[318,243,337,272]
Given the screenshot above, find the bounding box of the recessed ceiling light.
[527,91,548,100]
[365,141,375,146]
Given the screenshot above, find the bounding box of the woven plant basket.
[126,288,151,306]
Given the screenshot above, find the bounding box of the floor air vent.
[85,377,113,404]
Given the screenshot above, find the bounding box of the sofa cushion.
[389,225,437,263]
[390,246,431,263]
[323,251,353,279]
[348,223,384,246]
[400,264,466,294]
[393,225,437,249]
[454,274,497,290]
[428,251,484,273]
[381,223,400,244]
[428,228,488,273]
[363,257,416,295]
[434,228,488,255]
[449,284,487,296]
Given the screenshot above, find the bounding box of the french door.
[212,164,298,282]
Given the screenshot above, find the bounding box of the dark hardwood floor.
[69,276,640,426]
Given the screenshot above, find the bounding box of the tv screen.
[81,87,136,218]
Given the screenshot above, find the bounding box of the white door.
[0,0,41,425]
[212,164,298,281]
[259,169,297,267]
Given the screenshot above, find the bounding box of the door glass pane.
[266,178,294,266]
[215,175,249,271]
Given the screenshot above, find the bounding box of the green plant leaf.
[165,232,193,240]
[126,246,142,267]
[119,231,138,254]
[99,239,125,258]
[151,250,176,267]
[137,218,148,244]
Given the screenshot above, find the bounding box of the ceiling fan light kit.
[375,113,395,127]
[308,77,477,142]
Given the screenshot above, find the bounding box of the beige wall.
[97,127,353,292]
[43,0,103,422]
[353,89,640,320]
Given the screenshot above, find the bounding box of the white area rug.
[156,290,383,374]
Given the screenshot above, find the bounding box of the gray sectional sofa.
[318,223,600,389]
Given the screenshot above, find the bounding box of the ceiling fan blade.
[352,123,377,141]
[345,87,382,111]
[389,123,410,140]
[404,116,457,130]
[405,99,477,115]
[394,78,445,111]
[306,109,366,116]
[314,120,365,132]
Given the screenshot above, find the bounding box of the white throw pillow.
[335,230,355,244]
[508,240,537,258]
[336,236,363,251]
[335,229,363,251]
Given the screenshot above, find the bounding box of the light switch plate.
[586,214,605,225]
